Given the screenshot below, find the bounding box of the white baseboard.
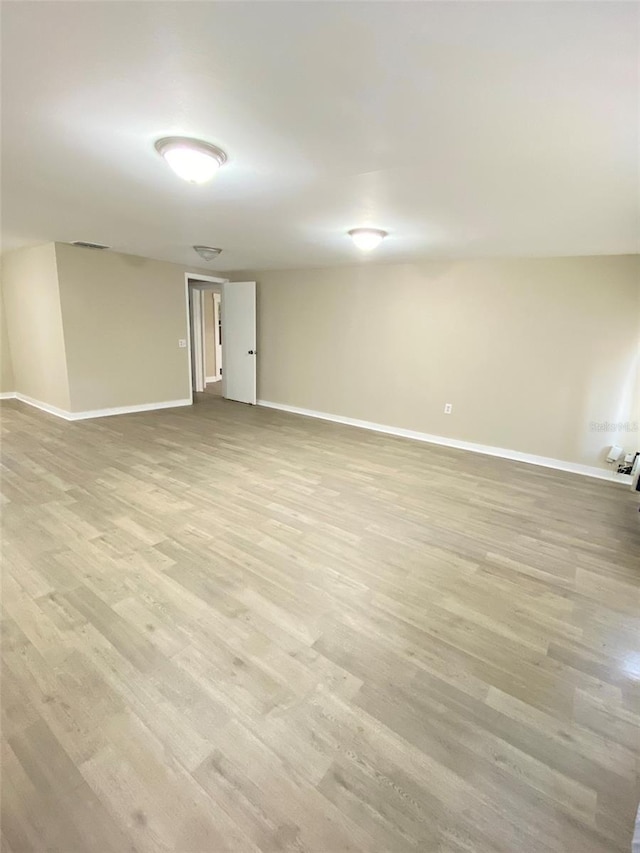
[0,391,16,400]
[69,399,192,421]
[257,399,632,485]
[13,393,72,419]
[205,376,221,383]
[11,393,192,421]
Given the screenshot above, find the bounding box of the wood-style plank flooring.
[1,396,639,852]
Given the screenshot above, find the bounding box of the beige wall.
[3,243,637,472]
[0,288,15,393]
[247,255,639,469]
[1,243,71,409]
[55,244,210,412]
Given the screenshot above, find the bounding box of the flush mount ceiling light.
[155,137,227,184]
[193,245,222,261]
[348,228,388,251]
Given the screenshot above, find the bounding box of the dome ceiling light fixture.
[193,245,222,261]
[348,227,388,251]
[155,137,227,184]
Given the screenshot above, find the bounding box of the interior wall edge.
[1,242,71,410]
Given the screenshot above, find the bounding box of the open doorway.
[203,290,223,397]
[185,274,257,406]
[207,293,223,387]
[187,277,224,403]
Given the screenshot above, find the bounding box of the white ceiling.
[2,2,638,271]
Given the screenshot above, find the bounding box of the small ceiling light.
[155,137,227,184]
[348,228,388,251]
[193,245,222,261]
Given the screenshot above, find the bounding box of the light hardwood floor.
[1,396,639,853]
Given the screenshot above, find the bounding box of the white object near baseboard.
[6,393,191,421]
[257,399,632,485]
[606,445,624,463]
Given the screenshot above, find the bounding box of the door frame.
[184,273,228,404]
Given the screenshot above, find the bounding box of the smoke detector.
[193,245,222,262]
[70,241,110,250]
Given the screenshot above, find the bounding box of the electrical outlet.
[444,403,453,414]
[178,339,187,348]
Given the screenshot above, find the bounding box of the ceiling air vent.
[70,241,110,250]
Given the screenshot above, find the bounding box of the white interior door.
[222,281,256,404]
